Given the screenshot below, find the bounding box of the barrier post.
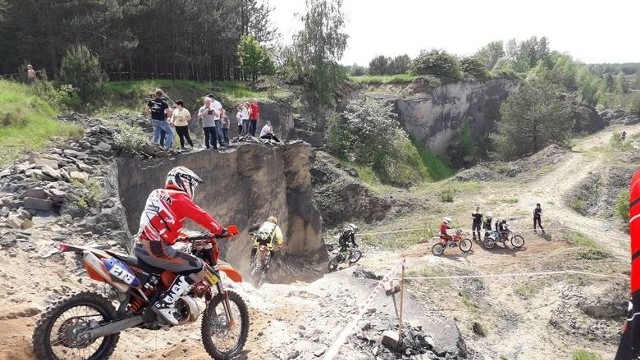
[397,258,406,350]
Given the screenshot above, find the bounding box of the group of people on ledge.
[145,89,280,150]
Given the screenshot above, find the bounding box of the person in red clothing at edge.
[439,217,453,244]
[249,99,260,137]
[134,166,230,325]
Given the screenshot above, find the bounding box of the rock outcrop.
[117,141,325,272]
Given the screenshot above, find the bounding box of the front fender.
[218,264,243,283]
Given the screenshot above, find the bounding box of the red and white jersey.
[138,189,223,245]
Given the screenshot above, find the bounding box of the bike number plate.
[204,266,220,286]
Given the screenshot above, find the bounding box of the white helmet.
[443,217,452,225]
[486,212,493,220]
[165,166,202,199]
[348,223,359,233]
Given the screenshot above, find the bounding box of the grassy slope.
[0,80,83,165]
[102,79,287,113]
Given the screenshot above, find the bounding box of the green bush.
[411,49,462,83]
[628,92,640,116]
[440,189,454,202]
[460,56,490,82]
[572,349,601,360]
[113,122,150,154]
[616,189,630,222]
[58,44,106,102]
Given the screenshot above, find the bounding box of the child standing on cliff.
[221,109,230,146]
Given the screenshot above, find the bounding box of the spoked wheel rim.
[348,249,362,264]
[459,239,472,252]
[432,243,444,256]
[48,305,109,359]
[483,238,495,249]
[511,235,525,248]
[205,297,244,355]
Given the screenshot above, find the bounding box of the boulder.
[21,188,48,200]
[59,168,71,182]
[25,169,43,178]
[20,219,33,230]
[23,197,53,211]
[93,142,112,153]
[41,165,61,181]
[63,149,89,160]
[34,157,59,170]
[70,171,89,183]
[0,169,11,178]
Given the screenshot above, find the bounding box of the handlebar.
[182,225,240,242]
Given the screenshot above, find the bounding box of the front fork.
[215,281,236,327]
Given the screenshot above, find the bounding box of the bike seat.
[106,251,165,275]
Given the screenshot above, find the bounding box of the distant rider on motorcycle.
[134,166,229,326]
[440,217,453,244]
[338,223,359,252]
[249,216,285,268]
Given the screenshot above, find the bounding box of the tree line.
[0,0,274,81]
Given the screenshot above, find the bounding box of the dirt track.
[0,124,637,360]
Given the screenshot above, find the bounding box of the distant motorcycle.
[431,229,473,256]
[32,226,249,360]
[249,236,272,286]
[327,244,362,272]
[483,225,525,249]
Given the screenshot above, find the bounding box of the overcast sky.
[269,0,639,65]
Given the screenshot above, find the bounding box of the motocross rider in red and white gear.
[134,166,228,325]
[440,217,453,245]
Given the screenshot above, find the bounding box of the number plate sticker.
[204,266,219,285]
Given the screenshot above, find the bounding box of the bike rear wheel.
[201,290,249,360]
[32,291,119,360]
[348,249,362,264]
[483,237,496,249]
[511,235,525,248]
[431,243,444,256]
[459,238,473,252]
[327,255,341,272]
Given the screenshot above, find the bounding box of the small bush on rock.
[113,123,149,154]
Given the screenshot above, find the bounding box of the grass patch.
[572,349,601,360]
[0,80,83,165]
[349,74,416,84]
[410,137,455,181]
[440,188,454,202]
[567,231,611,260]
[102,79,284,113]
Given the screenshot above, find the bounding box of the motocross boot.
[152,275,193,326]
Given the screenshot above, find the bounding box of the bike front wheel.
[459,238,472,252]
[201,290,250,360]
[348,249,362,264]
[511,235,525,248]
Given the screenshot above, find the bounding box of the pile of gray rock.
[0,121,131,248]
[600,109,640,125]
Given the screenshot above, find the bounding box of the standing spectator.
[26,64,36,84]
[146,89,174,148]
[241,101,251,136]
[236,106,243,137]
[221,109,230,145]
[249,99,260,137]
[471,206,483,240]
[207,94,225,149]
[198,97,218,150]
[533,203,544,231]
[171,100,193,149]
[259,121,280,143]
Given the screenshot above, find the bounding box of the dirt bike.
[32,226,249,360]
[431,229,473,256]
[483,226,525,249]
[249,237,273,286]
[327,244,362,272]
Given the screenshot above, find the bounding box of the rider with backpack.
[338,223,359,252]
[249,216,285,268]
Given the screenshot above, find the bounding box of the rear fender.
[218,264,243,283]
[82,251,129,293]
